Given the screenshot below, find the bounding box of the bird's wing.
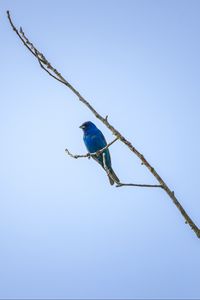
[83,129,112,168]
[84,130,107,153]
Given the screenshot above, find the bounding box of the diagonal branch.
[7,11,200,238]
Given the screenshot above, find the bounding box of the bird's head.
[79,121,97,133]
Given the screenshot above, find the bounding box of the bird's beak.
[79,124,85,129]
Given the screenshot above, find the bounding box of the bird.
[79,121,120,185]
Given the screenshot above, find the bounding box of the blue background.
[1,0,200,298]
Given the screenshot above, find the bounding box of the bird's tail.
[107,167,120,185]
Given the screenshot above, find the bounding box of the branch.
[116,183,163,188]
[65,138,163,188]
[7,11,200,238]
[65,137,118,159]
[102,152,116,183]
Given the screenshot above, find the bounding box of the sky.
[0,0,200,299]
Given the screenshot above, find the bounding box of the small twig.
[35,51,65,84]
[102,152,116,183]
[96,137,119,155]
[7,11,37,58]
[116,183,163,188]
[64,149,90,159]
[65,137,119,159]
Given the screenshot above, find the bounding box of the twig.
[65,137,119,159]
[116,183,163,188]
[102,152,117,184]
[64,149,90,159]
[35,49,65,84]
[7,11,200,238]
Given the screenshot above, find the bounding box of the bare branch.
[65,137,162,188]
[65,137,119,159]
[35,49,65,84]
[96,137,119,155]
[7,11,37,58]
[64,149,90,159]
[116,183,163,188]
[102,152,117,184]
[7,11,200,238]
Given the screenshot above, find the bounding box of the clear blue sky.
[1,0,200,299]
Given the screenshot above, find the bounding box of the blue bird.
[80,121,120,185]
